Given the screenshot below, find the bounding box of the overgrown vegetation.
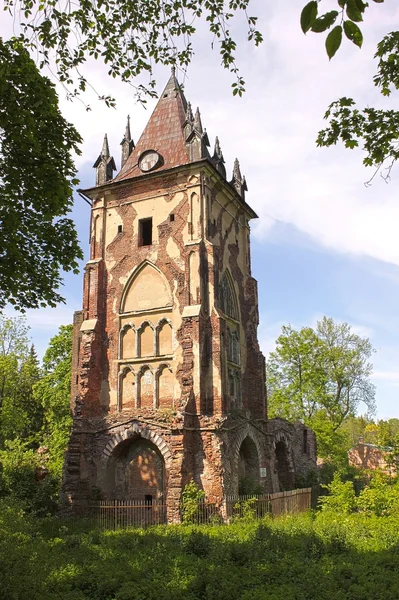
[0,316,72,515]
[2,499,399,600]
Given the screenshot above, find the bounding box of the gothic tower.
[63,71,274,518]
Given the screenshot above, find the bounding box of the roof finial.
[233,158,241,180]
[230,158,247,199]
[194,107,203,133]
[214,136,223,160]
[101,134,110,158]
[171,64,176,77]
[121,116,135,167]
[125,115,131,140]
[185,101,194,123]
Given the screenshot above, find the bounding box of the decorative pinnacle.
[185,101,194,123]
[194,107,203,133]
[171,64,176,77]
[124,115,131,141]
[213,136,224,161]
[232,158,242,180]
[101,134,110,158]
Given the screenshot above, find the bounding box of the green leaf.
[355,0,368,10]
[338,0,346,7]
[343,20,363,47]
[300,1,318,34]
[311,11,339,33]
[326,25,343,59]
[346,0,363,21]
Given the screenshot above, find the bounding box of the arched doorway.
[238,436,262,495]
[107,437,165,501]
[275,440,294,491]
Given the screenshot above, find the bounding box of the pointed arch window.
[220,272,238,320]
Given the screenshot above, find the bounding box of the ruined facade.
[63,71,316,518]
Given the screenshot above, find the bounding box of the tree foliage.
[301,0,399,180]
[0,38,83,310]
[5,0,263,102]
[267,317,376,457]
[33,324,73,477]
[0,317,73,512]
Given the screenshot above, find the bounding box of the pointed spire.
[125,115,131,140]
[93,133,116,185]
[101,134,110,159]
[194,107,203,133]
[232,158,241,180]
[230,158,248,200]
[213,136,226,179]
[213,136,223,161]
[185,102,194,123]
[121,115,135,167]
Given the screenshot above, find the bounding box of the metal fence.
[89,488,312,530]
[226,488,312,520]
[90,500,167,530]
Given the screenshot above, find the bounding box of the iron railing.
[89,488,312,530]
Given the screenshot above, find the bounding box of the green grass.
[1,501,399,600]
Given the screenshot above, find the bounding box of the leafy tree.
[0,316,43,444]
[33,324,73,478]
[301,0,399,181]
[267,316,376,457]
[0,39,83,310]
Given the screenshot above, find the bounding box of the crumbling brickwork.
[63,71,316,518]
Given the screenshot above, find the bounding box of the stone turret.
[93,134,116,185]
[185,106,210,161]
[120,116,135,168]
[230,158,247,200]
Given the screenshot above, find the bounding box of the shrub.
[181,480,205,524]
[357,473,399,517]
[319,472,356,514]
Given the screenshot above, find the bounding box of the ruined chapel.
[63,71,316,519]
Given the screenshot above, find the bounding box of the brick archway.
[98,423,173,500]
[101,422,172,467]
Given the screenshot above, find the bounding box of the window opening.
[139,218,153,246]
[170,214,175,222]
[145,494,153,505]
[118,224,123,234]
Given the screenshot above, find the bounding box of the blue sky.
[2,0,399,418]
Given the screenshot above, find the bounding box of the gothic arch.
[233,425,263,471]
[156,318,173,356]
[233,426,263,495]
[156,363,174,408]
[118,366,136,409]
[119,323,136,359]
[101,423,172,467]
[99,424,173,500]
[120,261,172,313]
[137,364,155,408]
[137,320,156,357]
[219,270,239,320]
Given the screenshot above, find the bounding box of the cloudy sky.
[3,0,399,418]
